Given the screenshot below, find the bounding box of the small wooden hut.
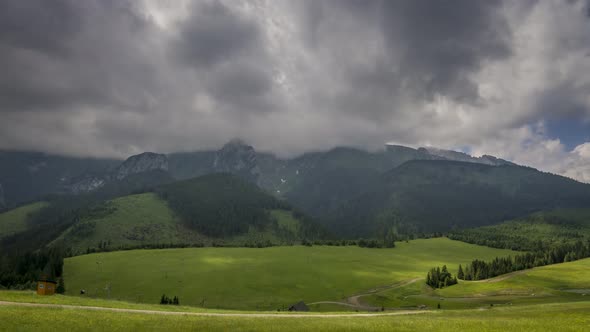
[37,279,57,295]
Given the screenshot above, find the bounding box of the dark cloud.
[176,0,262,67]
[0,0,81,56]
[380,0,511,101]
[304,0,510,105]
[172,1,277,115]
[207,63,276,113]
[0,0,162,113]
[0,0,589,182]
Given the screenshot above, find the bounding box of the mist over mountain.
[2,139,590,241]
[0,140,521,206]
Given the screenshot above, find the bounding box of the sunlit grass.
[64,238,515,310]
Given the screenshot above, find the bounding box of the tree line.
[458,240,590,281]
[160,294,179,305]
[0,246,66,290]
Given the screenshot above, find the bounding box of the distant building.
[288,301,309,312]
[37,279,57,295]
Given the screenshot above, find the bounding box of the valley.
[3,2,590,330]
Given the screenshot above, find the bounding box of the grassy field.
[0,292,588,331]
[363,258,590,309]
[0,201,47,240]
[64,238,516,310]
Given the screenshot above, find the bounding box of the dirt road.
[309,277,423,311]
[0,300,430,318]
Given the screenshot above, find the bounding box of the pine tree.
[160,294,167,305]
[56,277,65,294]
[457,264,464,280]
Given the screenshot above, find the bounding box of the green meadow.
[64,238,515,310]
[2,240,589,331]
[363,258,590,309]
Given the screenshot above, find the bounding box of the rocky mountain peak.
[115,152,169,180]
[213,139,260,182]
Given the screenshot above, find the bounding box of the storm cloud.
[1,0,590,181]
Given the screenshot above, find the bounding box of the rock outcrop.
[213,139,260,183]
[63,152,169,194]
[66,176,106,194]
[115,152,169,180]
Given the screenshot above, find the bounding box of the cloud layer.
[0,0,589,181]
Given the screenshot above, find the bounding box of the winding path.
[0,301,430,318]
[309,277,423,311]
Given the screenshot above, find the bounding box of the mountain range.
[0,140,514,207]
[1,140,589,241]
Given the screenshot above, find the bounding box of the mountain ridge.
[1,141,524,206]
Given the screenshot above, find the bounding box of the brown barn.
[37,279,57,295]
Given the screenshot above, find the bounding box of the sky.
[1,0,590,182]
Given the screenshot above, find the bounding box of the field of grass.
[0,292,588,331]
[363,258,590,310]
[64,238,516,310]
[0,201,47,240]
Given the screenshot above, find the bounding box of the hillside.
[156,174,284,238]
[50,193,202,253]
[327,160,590,237]
[449,209,590,250]
[0,173,323,258]
[0,151,119,207]
[52,192,318,254]
[0,169,177,255]
[0,202,48,240]
[155,173,324,240]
